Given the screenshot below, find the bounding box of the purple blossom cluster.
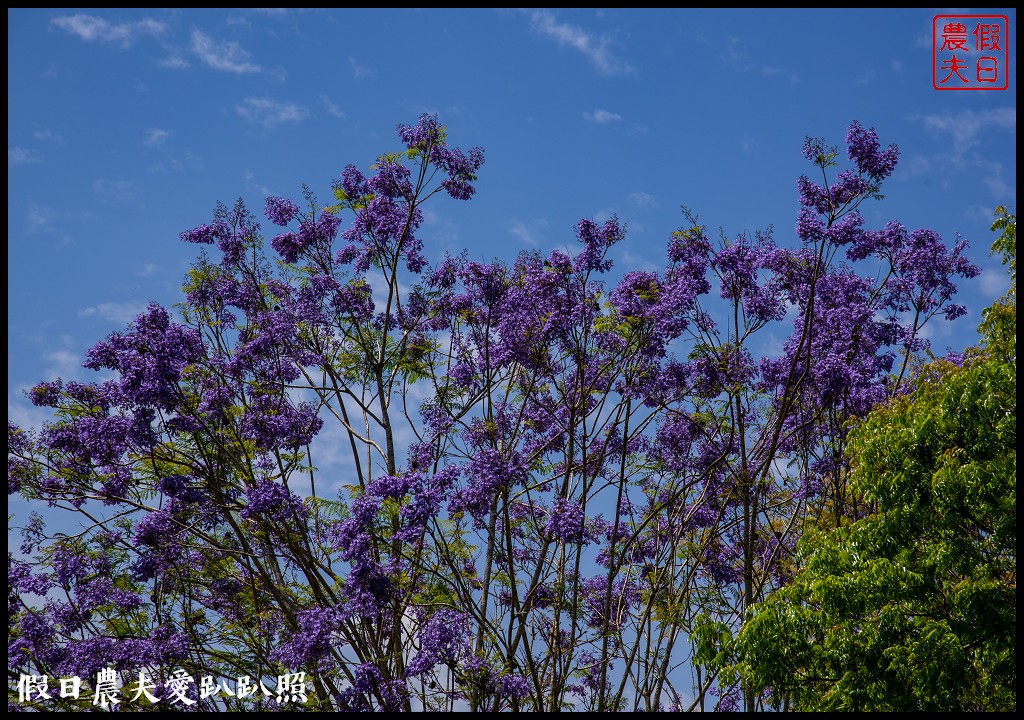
[845,120,900,180]
[264,195,300,226]
[448,448,528,522]
[546,497,588,545]
[270,210,343,265]
[240,481,307,523]
[405,609,470,677]
[83,303,204,413]
[580,575,641,630]
[336,662,408,711]
[272,606,343,669]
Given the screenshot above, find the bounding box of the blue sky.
[7,7,1017,433]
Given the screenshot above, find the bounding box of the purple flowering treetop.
[8,116,980,711]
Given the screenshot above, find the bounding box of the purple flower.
[368,473,414,500]
[368,159,413,199]
[846,120,899,180]
[29,380,64,407]
[337,662,407,712]
[580,574,640,630]
[397,113,443,151]
[796,206,825,244]
[341,561,395,617]
[270,231,304,264]
[406,609,470,677]
[330,494,381,562]
[265,196,300,226]
[801,135,836,165]
[336,165,369,200]
[240,481,307,523]
[239,396,323,451]
[797,175,832,214]
[179,223,219,244]
[574,217,621,273]
[272,606,343,668]
[9,559,52,597]
[449,449,528,521]
[494,673,531,700]
[434,145,486,201]
[82,303,205,412]
[546,497,587,544]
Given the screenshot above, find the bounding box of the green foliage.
[980,206,1016,363]
[735,209,1017,711]
[989,205,1016,284]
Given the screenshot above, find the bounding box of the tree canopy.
[8,116,991,711]
[735,208,1016,711]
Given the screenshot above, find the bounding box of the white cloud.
[148,148,203,174]
[43,349,87,380]
[32,129,62,143]
[628,191,656,207]
[50,14,165,48]
[752,330,787,361]
[157,54,190,69]
[583,108,622,124]
[526,10,634,76]
[965,204,1000,224]
[722,36,751,70]
[8,390,54,434]
[139,263,159,277]
[363,269,413,316]
[26,202,57,233]
[93,179,139,204]
[22,202,74,246]
[349,56,374,80]
[913,310,958,348]
[242,170,274,197]
[79,302,148,326]
[616,249,658,273]
[897,153,932,180]
[722,35,796,82]
[8,147,40,165]
[235,97,308,129]
[320,95,346,119]
[917,107,1016,159]
[912,24,933,50]
[978,268,1011,297]
[143,128,171,147]
[190,30,261,74]
[507,219,549,247]
[903,108,1017,205]
[982,168,1015,201]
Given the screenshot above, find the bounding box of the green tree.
[735,208,1016,711]
[980,205,1016,364]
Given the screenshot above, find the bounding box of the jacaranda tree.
[8,116,981,711]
